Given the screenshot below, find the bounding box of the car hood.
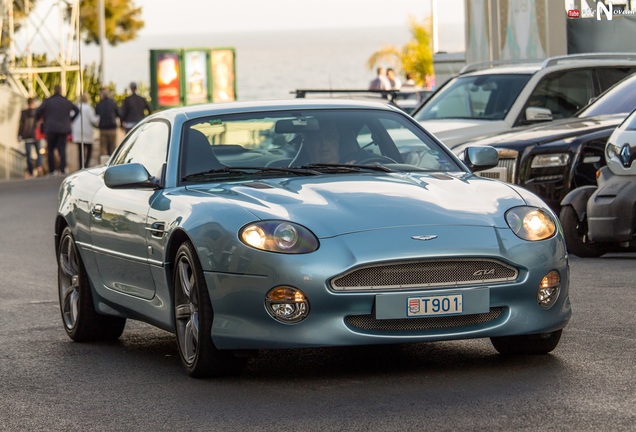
[457,114,625,151]
[418,119,508,148]
[187,173,527,238]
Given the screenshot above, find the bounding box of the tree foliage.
[71,0,144,46]
[1,1,40,49]
[367,16,434,88]
[8,0,41,30]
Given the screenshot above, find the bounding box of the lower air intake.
[345,308,504,332]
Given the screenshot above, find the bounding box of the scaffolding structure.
[0,0,81,180]
[0,0,81,98]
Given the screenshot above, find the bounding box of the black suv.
[454,73,636,213]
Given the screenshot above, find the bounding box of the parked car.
[560,107,636,257]
[55,100,570,377]
[292,88,432,114]
[411,53,636,148]
[453,73,636,212]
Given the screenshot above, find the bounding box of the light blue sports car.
[55,100,570,377]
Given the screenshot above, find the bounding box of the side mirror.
[464,146,499,172]
[104,163,159,189]
[526,106,553,122]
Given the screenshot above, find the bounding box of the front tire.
[58,227,126,341]
[490,330,562,355]
[173,242,247,378]
[559,205,608,258]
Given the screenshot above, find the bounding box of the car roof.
[464,65,542,76]
[153,99,401,120]
[459,53,636,76]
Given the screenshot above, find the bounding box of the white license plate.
[407,294,463,317]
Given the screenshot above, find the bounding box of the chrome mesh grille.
[345,308,503,332]
[497,157,517,183]
[331,259,518,291]
[477,167,507,181]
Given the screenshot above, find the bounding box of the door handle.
[145,222,166,238]
[91,204,103,218]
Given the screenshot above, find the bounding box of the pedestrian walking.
[120,82,152,134]
[18,97,43,178]
[95,87,121,158]
[35,85,79,175]
[403,72,417,88]
[71,94,99,169]
[386,68,402,90]
[369,67,390,91]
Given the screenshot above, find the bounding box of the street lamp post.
[98,0,105,83]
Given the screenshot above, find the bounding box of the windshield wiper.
[299,163,394,173]
[182,166,321,182]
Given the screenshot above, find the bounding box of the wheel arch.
[54,215,70,257]
[164,228,198,307]
[560,185,597,221]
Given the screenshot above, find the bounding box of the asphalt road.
[1,176,634,431]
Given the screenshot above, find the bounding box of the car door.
[517,69,595,126]
[89,120,170,300]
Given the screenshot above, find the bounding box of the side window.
[429,85,473,118]
[111,121,170,179]
[597,67,636,92]
[526,70,594,120]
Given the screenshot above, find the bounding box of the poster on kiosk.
[150,48,236,111]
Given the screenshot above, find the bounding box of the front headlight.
[530,153,570,168]
[505,207,556,241]
[239,221,319,253]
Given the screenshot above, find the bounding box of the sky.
[133,0,464,36]
[13,0,465,52]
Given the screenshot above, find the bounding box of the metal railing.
[0,144,26,180]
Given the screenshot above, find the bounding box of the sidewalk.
[3,128,127,180]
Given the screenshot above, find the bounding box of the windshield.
[577,74,636,118]
[413,74,532,121]
[180,109,461,183]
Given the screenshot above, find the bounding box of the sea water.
[84,26,420,101]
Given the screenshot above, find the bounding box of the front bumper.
[204,226,571,349]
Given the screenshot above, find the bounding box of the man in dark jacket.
[95,87,121,157]
[120,82,152,134]
[36,86,79,175]
[18,97,43,177]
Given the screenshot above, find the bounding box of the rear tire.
[559,205,608,258]
[58,227,126,342]
[491,330,562,355]
[173,242,247,378]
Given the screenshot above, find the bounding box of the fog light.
[537,270,560,309]
[265,286,309,323]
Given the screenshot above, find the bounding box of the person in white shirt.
[403,72,417,88]
[386,68,402,89]
[71,94,99,169]
[369,67,391,90]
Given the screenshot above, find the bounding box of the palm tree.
[367,16,434,88]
